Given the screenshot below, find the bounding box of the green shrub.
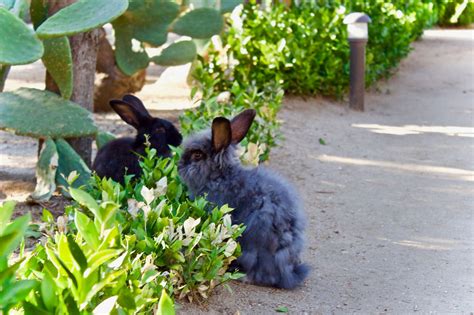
[205,1,437,98]
[11,147,243,313]
[181,53,284,163]
[436,0,474,26]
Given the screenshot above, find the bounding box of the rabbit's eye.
[155,127,165,133]
[191,151,204,161]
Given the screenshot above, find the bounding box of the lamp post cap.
[343,12,372,24]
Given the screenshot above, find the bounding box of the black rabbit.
[92,95,182,183]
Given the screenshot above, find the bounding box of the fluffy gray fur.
[178,110,309,289]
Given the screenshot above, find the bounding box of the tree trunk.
[45,0,99,166]
[94,28,146,112]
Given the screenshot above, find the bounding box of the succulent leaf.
[114,0,179,46]
[36,0,128,38]
[96,131,116,149]
[113,25,149,76]
[0,88,97,138]
[30,0,48,29]
[171,8,224,39]
[220,0,243,13]
[0,7,44,65]
[31,138,58,201]
[151,40,197,66]
[55,139,91,191]
[42,37,73,99]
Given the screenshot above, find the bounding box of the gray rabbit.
[178,109,309,289]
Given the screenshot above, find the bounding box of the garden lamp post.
[343,12,371,111]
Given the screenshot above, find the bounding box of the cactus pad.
[96,131,116,149]
[31,138,58,201]
[0,0,15,10]
[171,8,224,39]
[30,0,48,29]
[55,139,91,191]
[151,40,197,66]
[42,37,73,99]
[0,88,97,138]
[36,0,128,38]
[114,0,179,47]
[220,0,243,13]
[0,8,44,65]
[113,25,150,76]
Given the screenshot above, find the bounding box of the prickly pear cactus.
[42,37,73,99]
[151,40,197,66]
[112,1,241,76]
[171,8,224,39]
[0,7,43,65]
[55,139,91,192]
[0,88,97,138]
[36,0,128,38]
[31,138,58,201]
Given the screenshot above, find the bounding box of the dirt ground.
[1,29,473,314]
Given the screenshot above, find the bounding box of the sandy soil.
[1,29,473,313]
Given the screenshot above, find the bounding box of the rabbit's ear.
[110,100,150,129]
[230,109,256,144]
[122,94,150,117]
[212,117,232,152]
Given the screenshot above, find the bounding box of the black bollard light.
[343,12,371,111]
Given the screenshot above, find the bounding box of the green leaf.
[55,139,92,190]
[42,209,54,223]
[0,200,15,233]
[96,131,116,149]
[0,8,44,65]
[69,188,100,218]
[276,306,289,313]
[0,0,15,10]
[36,0,128,38]
[67,235,88,273]
[41,274,58,311]
[53,252,78,288]
[113,0,179,46]
[42,37,73,99]
[113,24,149,76]
[31,138,58,201]
[0,214,30,257]
[171,8,224,39]
[0,259,22,284]
[92,296,118,315]
[74,211,100,250]
[30,0,48,29]
[156,289,175,315]
[0,280,38,306]
[23,301,50,315]
[151,40,197,66]
[220,0,242,13]
[0,88,97,138]
[319,138,326,145]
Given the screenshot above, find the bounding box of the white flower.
[216,91,231,104]
[141,186,155,205]
[127,199,144,218]
[224,239,238,257]
[183,217,201,236]
[154,177,168,197]
[222,214,232,228]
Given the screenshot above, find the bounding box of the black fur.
[92,95,182,183]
